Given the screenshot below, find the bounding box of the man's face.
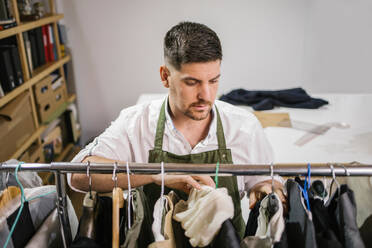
[163,60,220,121]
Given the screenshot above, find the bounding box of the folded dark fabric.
[219,88,328,110]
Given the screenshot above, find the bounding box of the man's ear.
[160,65,170,88]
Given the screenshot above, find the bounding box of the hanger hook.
[329,163,340,195]
[330,164,336,181]
[338,163,350,176]
[125,161,132,230]
[112,162,118,188]
[214,161,220,188]
[5,172,10,189]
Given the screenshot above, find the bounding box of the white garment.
[173,185,234,247]
[256,193,285,243]
[68,96,281,193]
[152,196,168,241]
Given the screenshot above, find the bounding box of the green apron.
[143,101,245,239]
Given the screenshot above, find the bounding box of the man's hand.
[249,180,288,214]
[151,174,216,194]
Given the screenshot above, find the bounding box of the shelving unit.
[0,0,80,164]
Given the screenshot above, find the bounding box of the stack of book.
[0,0,17,30]
[23,24,59,74]
[0,37,23,98]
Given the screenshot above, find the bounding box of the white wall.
[55,0,372,144]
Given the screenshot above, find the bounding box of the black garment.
[72,196,126,248]
[219,88,328,110]
[309,198,343,248]
[172,218,241,248]
[244,198,262,237]
[280,179,318,248]
[70,236,101,248]
[327,185,365,248]
[7,202,36,248]
[359,215,372,247]
[212,219,241,248]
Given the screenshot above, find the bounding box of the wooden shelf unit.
[0,14,64,39]
[1,0,79,163]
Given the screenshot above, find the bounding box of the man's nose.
[197,83,211,101]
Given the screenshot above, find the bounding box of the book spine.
[35,27,46,66]
[0,81,5,97]
[29,30,39,69]
[0,49,16,92]
[42,25,49,63]
[48,25,55,61]
[10,46,23,86]
[23,32,33,72]
[0,0,8,20]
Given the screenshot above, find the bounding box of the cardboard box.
[0,92,36,161]
[34,75,62,103]
[253,111,291,128]
[37,83,67,123]
[18,142,45,163]
[43,126,63,155]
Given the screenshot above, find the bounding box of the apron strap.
[153,100,228,150]
[153,101,167,150]
[215,107,227,150]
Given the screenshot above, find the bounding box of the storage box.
[37,82,67,123]
[18,143,45,163]
[34,75,61,102]
[28,143,45,163]
[0,91,36,161]
[43,125,63,157]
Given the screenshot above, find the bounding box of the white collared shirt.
[69,96,278,194]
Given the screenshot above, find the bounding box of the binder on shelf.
[0,49,16,93]
[34,27,46,66]
[0,0,8,20]
[42,25,49,63]
[9,46,24,86]
[0,82,4,98]
[29,30,39,69]
[23,32,33,72]
[47,25,55,61]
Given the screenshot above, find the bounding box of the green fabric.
[121,188,153,248]
[143,101,246,240]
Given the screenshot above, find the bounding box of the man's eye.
[185,81,197,86]
[210,80,219,84]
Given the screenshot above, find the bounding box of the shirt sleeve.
[243,119,284,193]
[67,109,133,192]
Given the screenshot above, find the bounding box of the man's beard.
[184,101,212,121]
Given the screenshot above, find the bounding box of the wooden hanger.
[112,163,124,248]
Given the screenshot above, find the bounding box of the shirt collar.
[164,96,217,141]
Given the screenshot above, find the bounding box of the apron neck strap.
[153,100,228,150]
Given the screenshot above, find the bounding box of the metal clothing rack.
[1,161,372,247]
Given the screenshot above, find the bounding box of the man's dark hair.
[164,22,222,70]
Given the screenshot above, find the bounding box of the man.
[69,22,285,238]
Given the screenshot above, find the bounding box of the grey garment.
[0,221,14,248]
[240,236,272,248]
[241,193,284,248]
[283,179,318,248]
[326,184,365,248]
[25,209,62,248]
[0,160,43,191]
[338,176,372,227]
[121,188,153,248]
[0,185,78,247]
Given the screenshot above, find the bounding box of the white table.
[137,93,372,164]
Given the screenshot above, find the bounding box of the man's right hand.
[151,174,216,194]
